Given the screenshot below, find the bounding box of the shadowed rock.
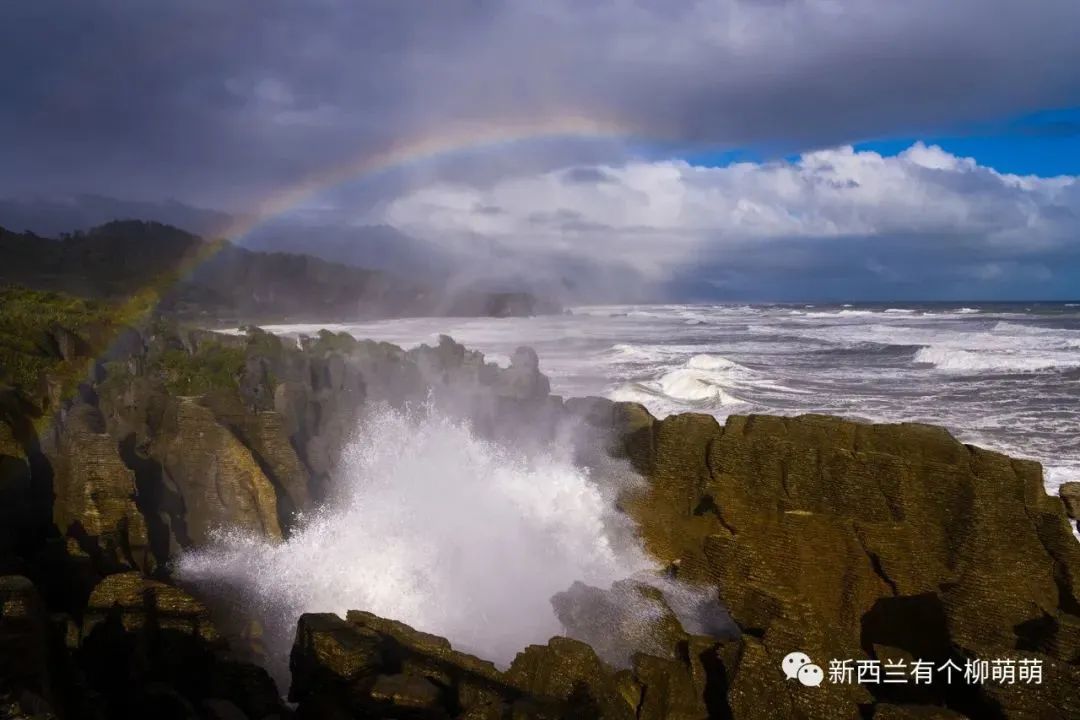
[289,610,698,719]
[1061,482,1080,519]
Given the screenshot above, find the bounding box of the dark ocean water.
[259,302,1080,497]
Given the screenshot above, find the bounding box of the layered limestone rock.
[85,324,565,558]
[47,402,152,573]
[1061,482,1080,520]
[283,400,1080,719]
[1,571,281,720]
[7,305,1080,719]
[574,403,1080,719]
[81,570,220,642]
[71,572,286,719]
[289,610,721,720]
[157,397,282,546]
[206,398,312,532]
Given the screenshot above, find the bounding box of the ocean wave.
[658,369,741,403]
[820,341,919,357]
[607,343,672,364]
[686,354,748,372]
[955,307,980,314]
[803,310,876,317]
[992,321,1080,336]
[610,353,750,408]
[912,346,1078,373]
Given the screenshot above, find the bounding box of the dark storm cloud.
[0,0,486,205]
[3,0,1080,208]
[3,1,1080,301]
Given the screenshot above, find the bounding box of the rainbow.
[209,114,640,244]
[26,114,646,425]
[112,114,642,320]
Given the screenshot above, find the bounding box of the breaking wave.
[912,346,1078,373]
[611,353,750,409]
[176,405,657,671]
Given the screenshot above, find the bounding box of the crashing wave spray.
[176,404,659,671]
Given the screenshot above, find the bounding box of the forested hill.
[0,220,559,321]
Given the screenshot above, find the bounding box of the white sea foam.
[687,354,745,372]
[657,368,741,403]
[176,405,656,670]
[912,346,1075,373]
[800,309,879,319]
[608,343,669,363]
[611,354,749,409]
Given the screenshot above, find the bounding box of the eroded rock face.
[7,313,1080,719]
[82,571,220,642]
[289,610,712,720]
[1061,482,1080,519]
[0,571,286,720]
[284,391,1080,720]
[157,397,282,546]
[598,409,1080,719]
[42,325,575,565]
[75,572,285,720]
[48,402,152,573]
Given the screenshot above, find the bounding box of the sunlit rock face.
[599,406,1080,718]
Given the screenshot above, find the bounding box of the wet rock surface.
[1,313,1079,718]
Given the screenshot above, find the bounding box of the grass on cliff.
[0,286,116,394]
[158,342,247,396]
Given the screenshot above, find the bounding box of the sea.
[257,302,1080,498]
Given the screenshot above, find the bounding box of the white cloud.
[377,144,1078,286]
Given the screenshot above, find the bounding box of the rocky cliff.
[1,295,1079,719]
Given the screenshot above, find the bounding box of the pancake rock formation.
[1,304,1079,718]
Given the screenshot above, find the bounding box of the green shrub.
[158,342,245,396]
[0,286,116,393]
